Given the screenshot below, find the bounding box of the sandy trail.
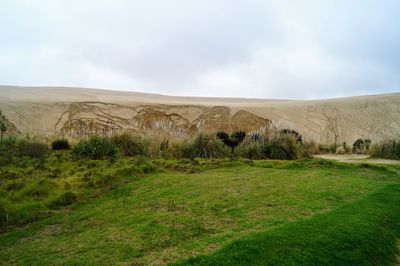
[313,154,400,165]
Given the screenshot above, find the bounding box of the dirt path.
[313,154,400,165]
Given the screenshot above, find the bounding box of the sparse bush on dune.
[303,140,320,155]
[237,137,264,160]
[72,137,118,160]
[237,130,305,160]
[17,139,49,158]
[371,139,400,160]
[353,138,371,154]
[318,143,337,154]
[142,133,170,157]
[111,133,145,156]
[190,133,228,159]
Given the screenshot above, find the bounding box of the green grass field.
[1,154,400,265]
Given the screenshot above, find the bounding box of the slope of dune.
[1,85,400,143]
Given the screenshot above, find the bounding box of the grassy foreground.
[1,156,400,265]
[175,184,400,265]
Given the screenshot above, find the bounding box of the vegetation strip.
[174,184,400,266]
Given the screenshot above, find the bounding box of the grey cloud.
[0,0,399,99]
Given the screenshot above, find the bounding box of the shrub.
[217,131,246,158]
[371,140,400,160]
[263,134,303,160]
[48,191,77,209]
[72,137,118,160]
[111,133,145,156]
[237,138,264,160]
[280,129,303,143]
[51,139,70,150]
[336,146,346,154]
[303,140,320,155]
[353,138,371,154]
[17,140,49,158]
[189,133,228,159]
[318,143,337,153]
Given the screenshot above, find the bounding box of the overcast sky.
[1,0,400,99]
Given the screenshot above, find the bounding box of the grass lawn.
[1,157,400,265]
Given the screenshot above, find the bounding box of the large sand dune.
[1,85,400,143]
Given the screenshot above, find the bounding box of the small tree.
[217,131,246,159]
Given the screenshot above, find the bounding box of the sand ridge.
[1,85,400,143]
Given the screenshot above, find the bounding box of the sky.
[1,0,400,99]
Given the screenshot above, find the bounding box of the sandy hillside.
[1,85,400,143]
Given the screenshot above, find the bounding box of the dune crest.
[1,85,400,143]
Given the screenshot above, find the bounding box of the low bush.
[237,133,304,160]
[72,137,118,160]
[189,133,228,159]
[303,140,320,156]
[318,143,337,153]
[111,133,145,156]
[265,135,302,160]
[237,138,264,160]
[51,139,70,150]
[17,140,49,158]
[371,140,400,160]
[353,138,371,154]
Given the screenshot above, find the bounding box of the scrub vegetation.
[1,132,400,265]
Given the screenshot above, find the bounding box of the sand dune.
[1,85,400,143]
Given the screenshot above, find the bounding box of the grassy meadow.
[1,149,400,265]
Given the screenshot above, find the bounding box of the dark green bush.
[217,131,246,157]
[189,134,228,159]
[353,138,371,154]
[371,140,400,160]
[237,139,264,160]
[111,134,145,156]
[72,137,118,160]
[318,143,337,153]
[167,134,227,159]
[17,140,49,158]
[51,139,70,150]
[268,135,302,160]
[48,191,77,209]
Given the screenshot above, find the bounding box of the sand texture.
[1,85,400,143]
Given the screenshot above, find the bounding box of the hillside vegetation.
[1,145,400,264]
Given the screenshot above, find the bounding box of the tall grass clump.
[72,137,118,160]
[51,139,70,150]
[17,139,49,158]
[111,133,145,156]
[169,134,228,159]
[236,136,264,160]
[189,133,228,159]
[237,130,305,160]
[371,140,400,160]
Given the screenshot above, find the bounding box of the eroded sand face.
[1,85,400,143]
